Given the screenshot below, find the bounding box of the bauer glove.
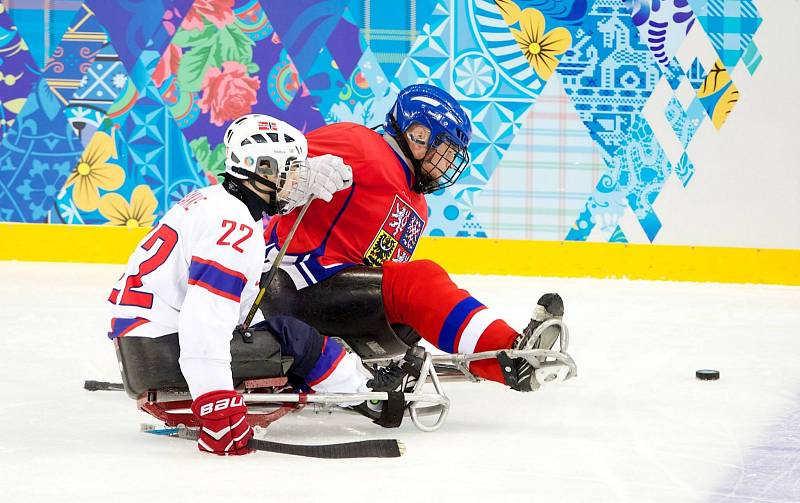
[191,389,254,456]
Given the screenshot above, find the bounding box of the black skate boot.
[350,346,426,427]
[500,293,565,392]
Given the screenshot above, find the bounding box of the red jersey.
[264,123,427,289]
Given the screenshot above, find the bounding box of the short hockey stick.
[240,197,313,332]
[84,380,125,392]
[141,424,405,459]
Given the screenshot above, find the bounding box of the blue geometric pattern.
[1,79,81,222]
[740,38,762,75]
[0,7,40,144]
[627,0,696,69]
[54,78,208,225]
[354,0,442,83]
[472,77,602,241]
[63,44,127,144]
[4,1,81,69]
[394,0,583,236]
[664,95,704,186]
[558,0,662,157]
[567,114,672,242]
[1,5,109,223]
[688,0,762,69]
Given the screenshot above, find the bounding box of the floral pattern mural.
[63,131,125,212]
[496,0,572,81]
[0,0,764,244]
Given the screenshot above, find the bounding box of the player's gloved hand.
[191,389,254,456]
[305,154,353,202]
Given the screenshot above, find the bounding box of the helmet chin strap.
[231,165,288,214]
[221,173,283,219]
[230,166,280,192]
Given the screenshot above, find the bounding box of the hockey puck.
[695,369,720,381]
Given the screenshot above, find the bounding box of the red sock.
[382,260,518,384]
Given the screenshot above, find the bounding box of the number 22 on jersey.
[117,221,254,309]
[217,219,253,253]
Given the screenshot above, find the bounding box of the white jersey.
[107,184,265,398]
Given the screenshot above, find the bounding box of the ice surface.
[1,261,799,503]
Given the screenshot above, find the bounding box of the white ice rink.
[1,261,799,503]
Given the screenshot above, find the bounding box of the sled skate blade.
[428,344,578,387]
[534,362,572,388]
[521,318,569,354]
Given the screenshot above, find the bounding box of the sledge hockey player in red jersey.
[107,114,424,455]
[259,84,576,394]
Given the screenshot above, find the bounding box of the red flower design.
[162,8,178,36]
[152,44,182,87]
[198,62,260,126]
[182,0,234,30]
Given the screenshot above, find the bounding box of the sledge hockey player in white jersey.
[108,114,420,456]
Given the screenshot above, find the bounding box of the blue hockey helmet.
[383,84,472,194]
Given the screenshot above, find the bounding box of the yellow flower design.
[697,60,739,130]
[99,185,158,227]
[505,4,572,81]
[63,131,125,211]
[495,0,522,25]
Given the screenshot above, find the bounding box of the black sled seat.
[114,331,292,400]
[261,268,421,361]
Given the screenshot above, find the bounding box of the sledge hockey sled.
[114,315,577,432]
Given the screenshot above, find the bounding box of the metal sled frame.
[426,318,578,388]
[137,319,576,433]
[138,351,452,432]
[138,377,298,429]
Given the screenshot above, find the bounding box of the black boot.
[351,346,426,426]
[502,293,564,392]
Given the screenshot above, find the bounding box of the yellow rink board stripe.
[1,223,150,264]
[2,223,798,286]
[414,238,800,286]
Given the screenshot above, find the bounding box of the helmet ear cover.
[388,113,425,176]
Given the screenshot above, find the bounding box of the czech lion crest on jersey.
[364,196,425,266]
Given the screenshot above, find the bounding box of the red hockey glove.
[191,390,254,456]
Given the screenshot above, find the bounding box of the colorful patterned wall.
[0,0,764,243]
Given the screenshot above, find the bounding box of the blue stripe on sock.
[437,297,484,353]
[305,337,346,386]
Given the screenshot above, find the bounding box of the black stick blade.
[143,425,404,459]
[249,437,404,459]
[84,380,125,391]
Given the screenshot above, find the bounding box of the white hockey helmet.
[223,114,310,213]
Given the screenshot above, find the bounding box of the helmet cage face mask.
[239,154,309,214]
[416,132,470,194]
[273,157,309,214]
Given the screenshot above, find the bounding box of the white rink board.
[1,261,799,503]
